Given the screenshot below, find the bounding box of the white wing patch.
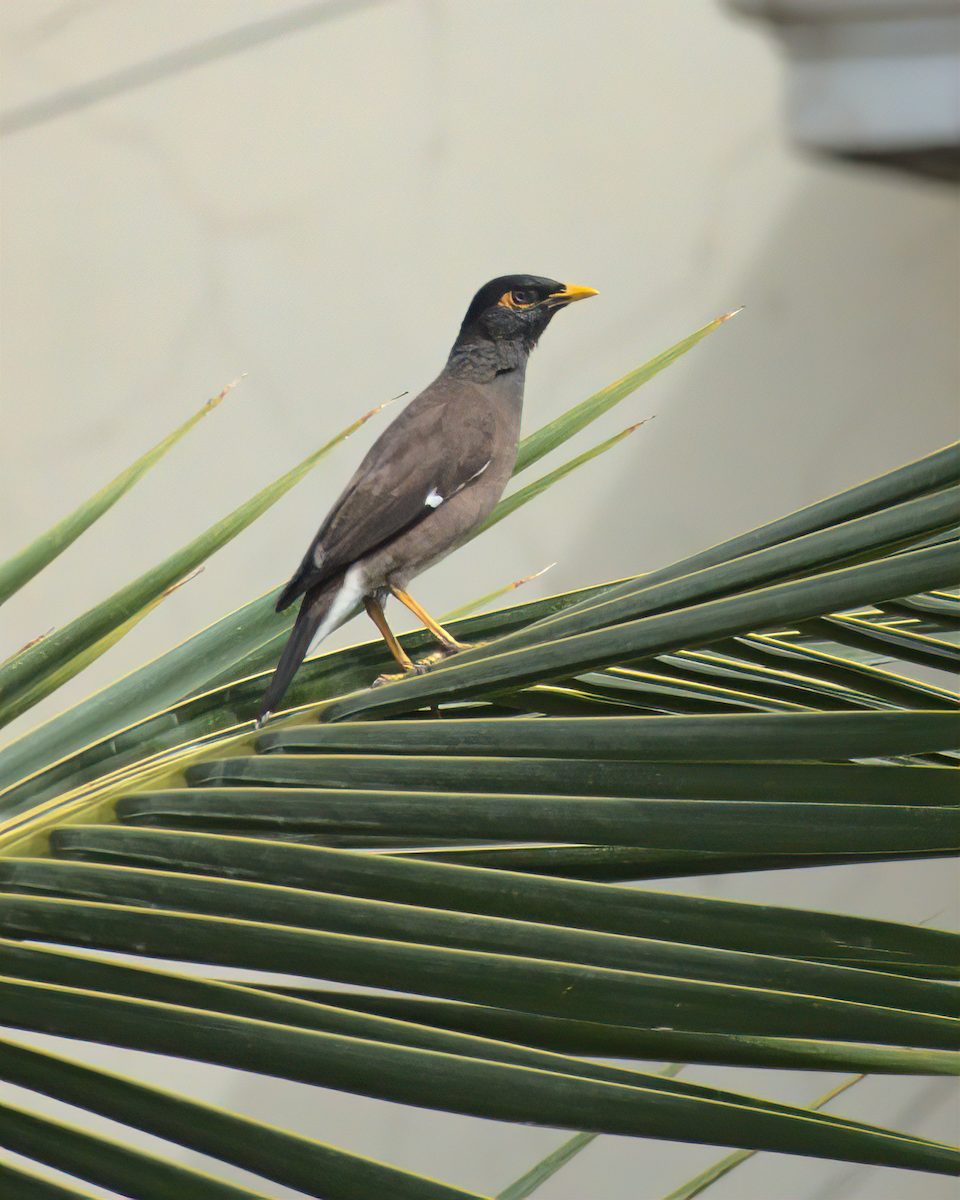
[424,460,491,511]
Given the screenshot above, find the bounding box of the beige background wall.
[1,3,957,1198]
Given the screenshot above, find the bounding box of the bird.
[257,274,597,724]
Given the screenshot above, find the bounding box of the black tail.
[257,580,339,724]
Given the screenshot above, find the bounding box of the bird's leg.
[364,596,436,685]
[363,596,414,671]
[389,587,472,655]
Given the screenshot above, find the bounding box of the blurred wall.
[1,3,957,1198]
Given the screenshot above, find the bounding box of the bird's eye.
[498,288,536,310]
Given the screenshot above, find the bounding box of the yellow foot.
[436,637,481,657]
[370,641,482,687]
[410,638,481,668]
[415,648,456,668]
[371,660,434,688]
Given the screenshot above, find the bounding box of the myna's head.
[457,275,597,352]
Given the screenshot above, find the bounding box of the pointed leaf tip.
[0,379,251,607]
[204,374,246,414]
[512,563,556,590]
[360,392,405,424]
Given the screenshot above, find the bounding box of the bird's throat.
[446,337,529,383]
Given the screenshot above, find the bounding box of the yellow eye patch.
[498,289,534,310]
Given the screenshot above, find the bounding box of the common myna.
[257,274,597,722]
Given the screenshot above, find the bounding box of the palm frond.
[1,441,957,1198]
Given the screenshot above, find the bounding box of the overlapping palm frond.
[0,345,956,1198]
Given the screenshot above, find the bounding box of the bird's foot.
[437,632,492,658]
[409,638,481,667]
[371,659,435,688]
[436,638,473,656]
[419,645,463,666]
[370,640,484,687]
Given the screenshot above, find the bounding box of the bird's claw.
[419,646,461,666]
[371,639,481,686]
[437,640,472,655]
[372,659,435,687]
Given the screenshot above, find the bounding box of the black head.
[455,275,597,352]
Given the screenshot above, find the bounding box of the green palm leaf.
[0,400,391,728]
[0,380,241,606]
[1,411,956,1193]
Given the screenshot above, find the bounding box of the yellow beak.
[547,283,599,307]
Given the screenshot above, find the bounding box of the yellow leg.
[363,596,415,672]
[390,587,471,652]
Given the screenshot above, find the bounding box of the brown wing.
[276,380,495,611]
